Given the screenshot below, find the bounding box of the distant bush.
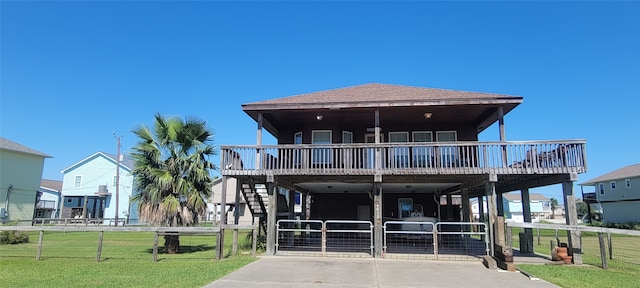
[0,230,30,245]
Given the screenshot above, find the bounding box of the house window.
[436,131,457,166]
[610,181,616,190]
[436,131,457,142]
[294,132,303,167]
[113,175,118,187]
[294,132,302,144]
[389,132,409,168]
[598,183,605,195]
[342,131,353,144]
[413,131,433,167]
[312,130,332,164]
[625,179,631,188]
[74,175,82,187]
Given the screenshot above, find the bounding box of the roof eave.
[242,98,523,112]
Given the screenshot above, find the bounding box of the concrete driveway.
[204,256,558,288]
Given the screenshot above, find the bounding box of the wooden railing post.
[152,232,159,262]
[598,232,608,269]
[96,231,104,262]
[252,225,257,257]
[36,230,44,261]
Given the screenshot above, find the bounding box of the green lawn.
[0,230,257,288]
[511,228,640,288]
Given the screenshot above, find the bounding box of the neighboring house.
[471,198,488,221]
[209,177,302,226]
[0,137,52,224]
[580,163,640,223]
[60,152,138,225]
[501,193,551,223]
[218,83,588,257]
[209,177,254,225]
[35,179,63,219]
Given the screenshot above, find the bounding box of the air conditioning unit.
[98,185,108,193]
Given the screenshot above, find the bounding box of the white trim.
[311,130,332,144]
[74,175,82,187]
[610,181,617,190]
[598,183,605,195]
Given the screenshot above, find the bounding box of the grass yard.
[511,227,640,288]
[0,230,257,288]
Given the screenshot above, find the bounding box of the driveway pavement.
[204,256,558,288]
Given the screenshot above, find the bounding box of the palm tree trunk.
[164,234,180,254]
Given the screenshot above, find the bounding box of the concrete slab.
[204,256,559,288]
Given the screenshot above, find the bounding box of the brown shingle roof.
[41,179,63,192]
[243,83,521,109]
[0,137,51,158]
[580,164,640,185]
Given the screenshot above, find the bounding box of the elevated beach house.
[0,137,51,224]
[218,83,587,261]
[580,163,640,223]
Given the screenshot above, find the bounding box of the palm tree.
[550,197,559,219]
[131,113,216,254]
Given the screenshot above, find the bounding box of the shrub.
[244,233,266,252]
[0,230,30,245]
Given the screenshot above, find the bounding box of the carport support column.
[478,195,485,222]
[563,174,582,264]
[266,176,278,256]
[520,187,534,254]
[486,175,498,257]
[373,180,383,258]
[461,189,470,223]
[288,190,295,220]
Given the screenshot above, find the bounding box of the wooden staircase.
[240,180,269,232]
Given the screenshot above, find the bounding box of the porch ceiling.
[247,104,517,138]
[295,182,460,194]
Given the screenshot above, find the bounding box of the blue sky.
[1,1,638,202]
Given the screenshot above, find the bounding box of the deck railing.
[220,140,586,176]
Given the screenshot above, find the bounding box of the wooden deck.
[221,140,587,177]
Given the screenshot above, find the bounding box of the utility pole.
[113,133,122,227]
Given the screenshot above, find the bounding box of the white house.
[35,179,63,219]
[502,193,552,223]
[60,152,138,225]
[0,137,51,224]
[580,163,640,223]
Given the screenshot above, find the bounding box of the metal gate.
[383,221,489,260]
[276,219,373,257]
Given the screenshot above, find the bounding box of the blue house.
[60,152,138,225]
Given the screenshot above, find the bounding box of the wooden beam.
[373,182,383,257]
[563,180,582,265]
[266,181,277,255]
[216,176,228,260]
[96,231,104,262]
